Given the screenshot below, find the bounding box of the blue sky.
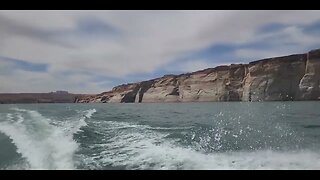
[1,10,320,93]
[0,56,48,72]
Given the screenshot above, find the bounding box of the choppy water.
[1,102,320,170]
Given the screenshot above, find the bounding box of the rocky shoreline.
[0,92,86,104]
[76,48,320,103]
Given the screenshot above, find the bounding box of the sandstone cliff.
[76,48,320,103]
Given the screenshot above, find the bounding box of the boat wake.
[0,108,96,170]
[80,120,320,170]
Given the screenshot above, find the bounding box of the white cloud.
[179,61,216,73]
[235,49,296,60]
[1,10,320,93]
[0,69,112,94]
[165,59,233,73]
[235,25,320,60]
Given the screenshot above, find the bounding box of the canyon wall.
[76,48,320,103]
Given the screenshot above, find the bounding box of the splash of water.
[0,108,96,170]
[80,120,320,170]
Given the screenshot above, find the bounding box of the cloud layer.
[1,10,320,93]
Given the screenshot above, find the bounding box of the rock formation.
[76,48,320,103]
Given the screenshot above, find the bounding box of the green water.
[1,102,320,169]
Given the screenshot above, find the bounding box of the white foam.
[4,160,31,170]
[83,120,320,170]
[10,107,28,112]
[97,121,192,131]
[62,109,96,135]
[16,114,24,124]
[147,126,194,130]
[0,108,96,170]
[84,109,96,119]
[6,113,13,121]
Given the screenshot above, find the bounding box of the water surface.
[1,102,320,169]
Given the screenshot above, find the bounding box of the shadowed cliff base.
[76,48,320,103]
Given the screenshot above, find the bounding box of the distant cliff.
[76,48,319,103]
[0,92,86,104]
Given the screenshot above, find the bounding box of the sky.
[1,10,320,94]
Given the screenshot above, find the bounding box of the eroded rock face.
[75,48,320,103]
[177,65,247,102]
[298,49,320,100]
[242,54,307,101]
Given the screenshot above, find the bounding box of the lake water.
[1,102,320,170]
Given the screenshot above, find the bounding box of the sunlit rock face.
[176,65,247,102]
[298,49,320,100]
[76,48,320,103]
[242,54,307,101]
